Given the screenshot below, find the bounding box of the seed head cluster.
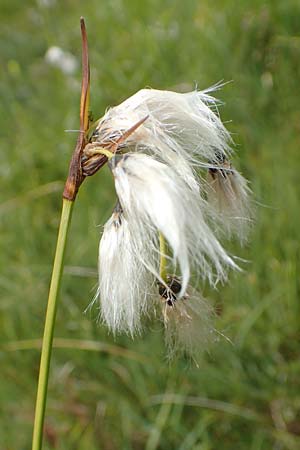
[83,87,252,359]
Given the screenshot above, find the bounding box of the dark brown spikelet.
[158,275,182,306]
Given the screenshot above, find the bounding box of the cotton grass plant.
[32,18,252,450]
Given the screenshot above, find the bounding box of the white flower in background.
[37,0,56,7]
[45,46,78,75]
[84,86,252,358]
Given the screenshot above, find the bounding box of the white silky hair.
[207,166,252,241]
[94,88,231,178]
[111,153,238,297]
[98,206,155,335]
[93,86,253,351]
[163,287,215,361]
[93,87,251,241]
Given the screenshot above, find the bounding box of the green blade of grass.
[32,198,73,450]
[3,338,148,363]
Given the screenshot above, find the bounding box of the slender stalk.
[32,18,90,450]
[159,232,167,282]
[32,199,73,450]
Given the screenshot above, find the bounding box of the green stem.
[32,198,74,450]
[159,232,167,282]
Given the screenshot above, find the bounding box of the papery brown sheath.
[63,17,91,201]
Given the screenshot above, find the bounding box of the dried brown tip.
[63,17,90,201]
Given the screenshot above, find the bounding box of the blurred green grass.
[1,0,300,448]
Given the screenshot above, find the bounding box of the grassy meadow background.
[1,0,300,448]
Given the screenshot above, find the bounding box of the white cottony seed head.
[110,153,237,295]
[92,86,253,356]
[163,286,215,361]
[93,87,251,242]
[93,88,231,175]
[207,165,252,242]
[98,204,154,335]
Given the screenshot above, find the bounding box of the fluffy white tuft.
[92,86,253,352]
[111,153,237,296]
[98,204,154,335]
[92,87,251,241]
[162,287,215,361]
[207,164,252,241]
[92,88,231,184]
